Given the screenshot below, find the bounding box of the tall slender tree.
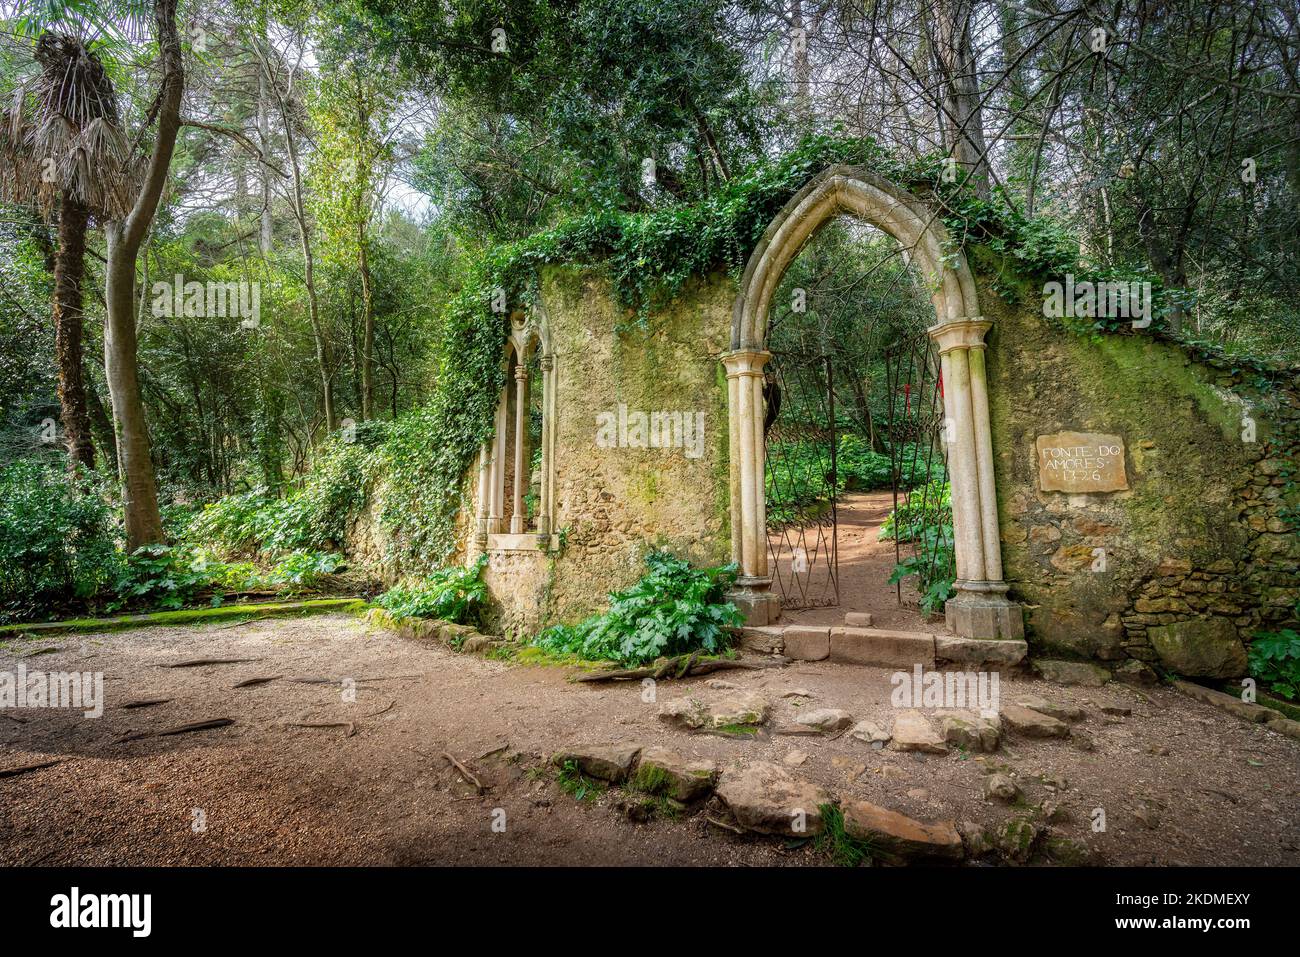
[0,31,133,473]
[101,0,184,548]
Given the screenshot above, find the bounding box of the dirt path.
[778,489,937,632]
[2,614,1299,866]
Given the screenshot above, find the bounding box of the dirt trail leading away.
[778,490,938,632]
[2,614,1299,866]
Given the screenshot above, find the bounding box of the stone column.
[510,361,530,534]
[928,318,1024,640]
[474,441,491,551]
[722,349,780,625]
[489,387,507,534]
[537,354,554,535]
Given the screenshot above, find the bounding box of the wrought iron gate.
[883,333,956,609]
[764,350,838,608]
[762,330,955,613]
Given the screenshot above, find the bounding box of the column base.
[945,582,1025,640]
[728,579,782,627]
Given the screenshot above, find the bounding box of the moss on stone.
[0,598,366,639]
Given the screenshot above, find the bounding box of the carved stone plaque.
[1035,431,1128,493]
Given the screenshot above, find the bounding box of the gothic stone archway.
[723,166,1023,640]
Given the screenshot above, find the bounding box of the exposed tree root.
[0,758,63,778]
[574,653,784,683]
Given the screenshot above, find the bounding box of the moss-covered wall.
[979,254,1299,675]
[474,247,1298,675]
[484,266,734,634]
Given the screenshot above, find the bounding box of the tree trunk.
[52,193,95,472]
[281,100,335,432]
[86,380,118,479]
[105,224,165,548]
[258,66,273,256]
[791,0,812,127]
[933,0,989,198]
[359,223,374,420]
[101,0,183,550]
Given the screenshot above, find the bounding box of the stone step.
[740,623,940,667]
[741,623,1024,670]
[843,612,874,627]
[829,627,936,668]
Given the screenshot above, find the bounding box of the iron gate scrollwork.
[764,349,839,608]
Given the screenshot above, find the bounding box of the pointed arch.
[723,165,1022,640]
[473,308,558,550]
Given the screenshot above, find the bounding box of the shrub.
[888,524,956,616]
[882,480,956,616]
[836,434,894,491]
[533,551,741,665]
[188,437,376,558]
[261,550,346,588]
[376,555,489,625]
[0,459,122,617]
[108,544,213,611]
[108,545,348,612]
[1249,619,1300,700]
[879,479,951,542]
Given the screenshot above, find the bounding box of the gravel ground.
[2,613,1298,866]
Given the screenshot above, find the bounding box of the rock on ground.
[1172,679,1275,723]
[849,720,891,749]
[889,711,947,754]
[714,762,831,837]
[793,708,854,732]
[996,817,1044,863]
[1014,694,1085,723]
[658,692,768,731]
[1000,703,1070,739]
[1148,618,1248,679]
[1112,659,1158,685]
[550,743,642,783]
[632,746,717,801]
[982,772,1021,803]
[938,710,1001,752]
[1031,659,1112,687]
[841,800,964,864]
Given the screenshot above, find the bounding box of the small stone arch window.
[475,311,557,549]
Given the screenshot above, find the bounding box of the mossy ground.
[0,598,366,639]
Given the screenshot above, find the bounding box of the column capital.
[721,349,772,377]
[539,353,554,372]
[513,363,530,382]
[927,316,992,355]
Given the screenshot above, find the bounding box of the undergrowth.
[532,551,741,665]
[375,555,489,626]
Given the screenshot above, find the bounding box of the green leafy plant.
[261,551,347,589]
[879,479,951,542]
[186,435,378,560]
[376,555,489,625]
[555,760,605,802]
[888,524,957,616]
[0,459,122,618]
[1249,619,1300,700]
[109,544,213,612]
[533,551,741,665]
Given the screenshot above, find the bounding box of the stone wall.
[980,259,1300,677]
[362,240,1297,676]
[480,266,735,635]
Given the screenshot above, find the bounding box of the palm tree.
[0,30,133,473]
